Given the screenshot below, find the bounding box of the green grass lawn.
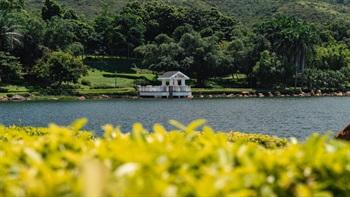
[0,69,154,98]
[81,70,134,88]
[81,57,156,88]
[81,70,156,88]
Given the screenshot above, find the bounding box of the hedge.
[0,119,349,196]
[77,88,138,96]
[192,88,256,95]
[102,73,148,80]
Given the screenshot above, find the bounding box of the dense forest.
[0,0,349,92]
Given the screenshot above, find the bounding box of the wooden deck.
[137,85,192,98]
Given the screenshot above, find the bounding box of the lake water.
[1,97,349,140]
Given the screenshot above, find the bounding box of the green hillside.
[277,1,350,23]
[25,0,350,24]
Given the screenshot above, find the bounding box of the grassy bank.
[1,119,349,196]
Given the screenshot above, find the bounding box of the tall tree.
[143,2,184,42]
[137,32,233,87]
[31,51,88,89]
[11,12,46,69]
[136,34,183,72]
[92,12,116,56]
[44,17,76,51]
[180,33,233,87]
[113,13,146,57]
[42,0,63,21]
[226,28,271,88]
[182,7,236,40]
[253,50,292,88]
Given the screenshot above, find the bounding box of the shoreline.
[1,90,350,101]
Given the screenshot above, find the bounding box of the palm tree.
[260,15,318,91]
[0,10,22,52]
[289,20,318,91]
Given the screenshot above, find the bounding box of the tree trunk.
[294,48,300,92]
[127,44,130,58]
[301,56,305,91]
[301,47,308,91]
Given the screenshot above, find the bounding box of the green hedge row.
[77,88,138,96]
[192,88,305,95]
[102,74,148,80]
[192,88,256,95]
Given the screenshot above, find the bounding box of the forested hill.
[25,0,350,24]
[2,0,349,91]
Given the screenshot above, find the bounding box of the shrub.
[80,88,138,96]
[133,78,159,86]
[91,84,114,89]
[31,92,40,96]
[102,73,118,78]
[0,119,349,196]
[192,88,256,95]
[0,87,9,93]
[81,79,91,86]
[19,93,31,97]
[102,73,147,80]
[38,84,80,95]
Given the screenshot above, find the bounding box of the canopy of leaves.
[137,31,233,87]
[253,50,293,88]
[311,44,350,70]
[0,0,24,11]
[31,51,88,88]
[306,67,350,89]
[42,0,63,21]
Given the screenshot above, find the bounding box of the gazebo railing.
[137,85,191,92]
[170,85,191,92]
[138,85,166,92]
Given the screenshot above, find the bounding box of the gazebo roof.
[158,71,190,80]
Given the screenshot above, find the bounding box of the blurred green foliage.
[1,119,349,196]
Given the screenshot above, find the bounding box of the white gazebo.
[137,71,192,98]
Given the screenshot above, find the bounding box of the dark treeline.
[0,0,349,90]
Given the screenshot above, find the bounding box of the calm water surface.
[1,97,349,140]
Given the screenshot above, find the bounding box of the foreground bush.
[0,119,349,196]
